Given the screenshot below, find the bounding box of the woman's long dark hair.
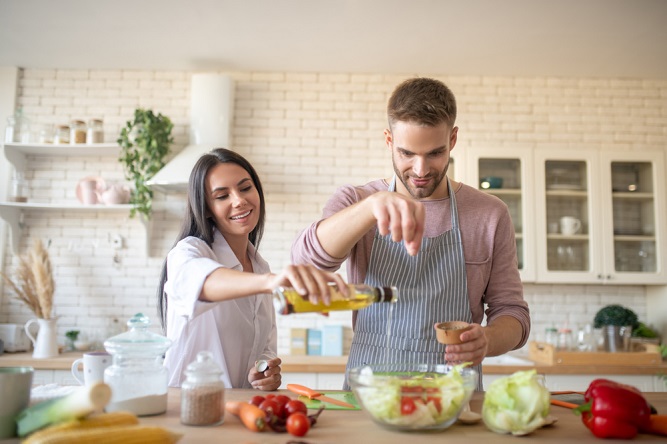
[157,148,266,331]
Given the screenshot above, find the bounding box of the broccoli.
[593,304,639,329]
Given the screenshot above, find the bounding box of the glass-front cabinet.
[535,149,666,284]
[467,147,535,281]
[599,151,666,284]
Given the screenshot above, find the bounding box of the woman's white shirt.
[163,229,277,388]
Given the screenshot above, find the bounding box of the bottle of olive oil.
[273,284,398,315]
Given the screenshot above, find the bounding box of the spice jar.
[181,351,225,426]
[11,171,28,202]
[70,120,87,144]
[86,119,104,143]
[54,125,70,144]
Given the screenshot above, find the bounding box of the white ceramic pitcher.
[24,318,59,359]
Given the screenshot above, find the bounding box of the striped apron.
[344,176,483,390]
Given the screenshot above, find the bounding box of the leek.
[16,382,112,437]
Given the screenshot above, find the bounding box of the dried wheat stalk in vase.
[30,239,54,319]
[0,238,54,319]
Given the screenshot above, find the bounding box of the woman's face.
[204,162,261,240]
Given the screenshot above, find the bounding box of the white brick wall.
[1,69,666,355]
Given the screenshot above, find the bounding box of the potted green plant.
[593,304,638,352]
[117,108,174,219]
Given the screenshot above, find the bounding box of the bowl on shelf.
[480,176,503,189]
[348,363,477,432]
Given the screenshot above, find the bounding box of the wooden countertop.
[2,351,666,375]
[136,388,667,443]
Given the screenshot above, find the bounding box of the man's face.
[385,121,458,200]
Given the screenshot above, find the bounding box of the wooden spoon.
[458,402,482,424]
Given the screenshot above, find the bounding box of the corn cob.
[21,425,182,444]
[23,411,139,444]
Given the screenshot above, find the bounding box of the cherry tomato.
[426,396,442,413]
[249,395,265,407]
[286,412,310,437]
[264,393,276,400]
[273,394,291,418]
[274,394,291,406]
[285,399,308,416]
[259,399,280,417]
[400,396,417,415]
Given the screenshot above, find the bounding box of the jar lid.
[88,118,103,124]
[71,119,86,125]
[185,351,224,382]
[104,313,172,356]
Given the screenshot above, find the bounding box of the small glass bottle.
[11,171,28,202]
[86,119,104,143]
[181,351,225,426]
[273,284,398,315]
[544,327,558,347]
[557,327,574,351]
[54,125,70,144]
[70,119,87,144]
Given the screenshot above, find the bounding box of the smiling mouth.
[411,178,431,187]
[230,210,251,220]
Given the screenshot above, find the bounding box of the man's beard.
[392,159,448,199]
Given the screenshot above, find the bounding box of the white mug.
[71,352,112,386]
[560,216,582,235]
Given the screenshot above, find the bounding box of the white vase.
[24,318,59,359]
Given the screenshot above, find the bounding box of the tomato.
[264,393,276,400]
[274,394,291,406]
[286,412,310,437]
[249,395,265,407]
[426,396,442,413]
[400,396,417,415]
[273,394,291,418]
[259,399,280,417]
[400,386,423,393]
[285,399,308,416]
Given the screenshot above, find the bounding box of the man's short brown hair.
[387,77,457,129]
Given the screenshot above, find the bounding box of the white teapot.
[98,184,131,205]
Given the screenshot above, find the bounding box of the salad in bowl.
[348,363,476,432]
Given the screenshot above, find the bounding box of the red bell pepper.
[575,378,651,439]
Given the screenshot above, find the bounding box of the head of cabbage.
[482,369,550,435]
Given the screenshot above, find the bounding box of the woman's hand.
[270,264,348,305]
[248,357,282,391]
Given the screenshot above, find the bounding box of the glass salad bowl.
[348,363,477,432]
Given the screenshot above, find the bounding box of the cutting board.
[297,391,360,410]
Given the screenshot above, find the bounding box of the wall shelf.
[0,202,137,254]
[4,142,120,172]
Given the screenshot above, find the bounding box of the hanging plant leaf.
[117,109,173,219]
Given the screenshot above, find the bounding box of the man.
[291,77,530,389]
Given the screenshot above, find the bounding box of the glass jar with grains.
[70,119,86,144]
[86,119,104,143]
[180,351,225,426]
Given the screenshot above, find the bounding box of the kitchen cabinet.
[0,142,151,255]
[464,146,666,285]
[534,149,666,284]
[466,147,535,281]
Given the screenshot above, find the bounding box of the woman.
[157,148,347,389]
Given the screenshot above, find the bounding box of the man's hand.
[248,357,282,391]
[369,191,425,256]
[437,323,488,366]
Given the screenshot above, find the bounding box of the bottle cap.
[272,288,293,315]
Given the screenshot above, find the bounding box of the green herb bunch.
[593,304,639,328]
[118,109,174,219]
